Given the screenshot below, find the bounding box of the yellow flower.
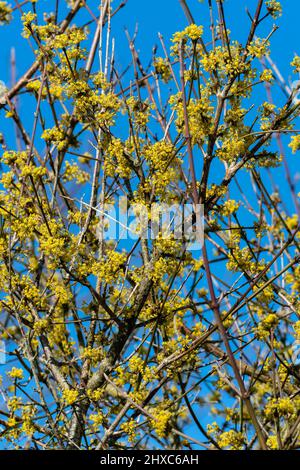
[267,435,279,449]
[172,24,203,44]
[87,388,104,402]
[286,214,298,231]
[21,11,36,37]
[89,412,104,429]
[218,430,244,450]
[154,57,171,83]
[63,161,90,184]
[264,397,296,419]
[7,396,22,412]
[266,1,282,18]
[0,1,12,25]
[7,367,24,380]
[293,321,300,340]
[247,38,270,58]
[105,138,132,179]
[220,199,239,216]
[291,56,300,73]
[42,126,68,151]
[121,419,137,442]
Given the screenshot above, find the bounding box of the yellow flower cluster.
[1,150,47,191]
[33,318,50,336]
[224,104,247,128]
[92,251,126,284]
[8,396,22,412]
[206,184,227,200]
[266,0,282,18]
[256,313,278,339]
[289,135,300,154]
[217,430,244,450]
[154,57,171,83]
[63,161,90,184]
[92,72,110,90]
[247,38,270,59]
[286,265,300,292]
[201,43,250,78]
[11,212,40,241]
[253,282,274,304]
[151,409,172,438]
[260,69,273,83]
[291,56,300,73]
[18,275,46,309]
[155,234,180,256]
[128,355,144,373]
[171,92,214,145]
[286,214,298,231]
[65,78,120,125]
[293,321,300,340]
[26,79,47,98]
[82,346,103,366]
[62,389,79,405]
[21,164,46,180]
[171,24,203,56]
[105,138,132,179]
[21,11,37,37]
[21,408,35,437]
[126,96,151,129]
[95,92,121,127]
[42,126,68,151]
[264,397,297,419]
[87,388,104,402]
[152,257,177,284]
[172,24,203,43]
[52,27,86,49]
[121,419,137,442]
[39,220,66,260]
[145,141,175,169]
[89,412,104,429]
[2,149,27,165]
[216,132,247,163]
[143,140,180,197]
[220,199,239,216]
[7,416,19,439]
[261,102,276,120]
[51,278,73,306]
[266,435,279,449]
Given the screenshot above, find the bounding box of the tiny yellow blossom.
[260,69,273,83]
[289,135,300,154]
[7,367,24,380]
[62,389,79,405]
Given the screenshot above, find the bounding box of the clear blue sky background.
[0,0,298,90]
